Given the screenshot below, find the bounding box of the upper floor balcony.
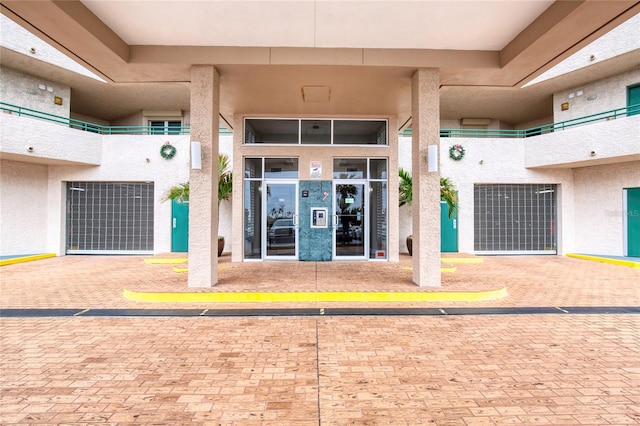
[2,101,639,169]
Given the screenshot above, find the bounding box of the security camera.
[27,146,34,152]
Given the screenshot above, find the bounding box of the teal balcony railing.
[0,102,230,135]
[2,101,638,138]
[401,103,640,138]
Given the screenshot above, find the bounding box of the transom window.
[244,118,387,145]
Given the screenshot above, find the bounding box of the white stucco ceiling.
[81,0,553,50]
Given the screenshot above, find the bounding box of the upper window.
[149,120,181,135]
[244,118,387,145]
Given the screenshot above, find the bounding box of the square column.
[188,65,220,288]
[411,69,441,287]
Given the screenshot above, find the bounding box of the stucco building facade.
[1,1,639,288]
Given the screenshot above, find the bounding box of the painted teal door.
[626,188,640,257]
[628,84,640,116]
[171,199,189,252]
[441,200,458,252]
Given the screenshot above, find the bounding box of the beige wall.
[573,161,640,256]
[554,68,640,121]
[0,66,71,118]
[0,160,49,256]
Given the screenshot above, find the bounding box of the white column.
[411,69,441,287]
[188,65,220,288]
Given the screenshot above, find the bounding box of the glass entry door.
[265,182,298,259]
[334,181,366,259]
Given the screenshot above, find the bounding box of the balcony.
[524,114,640,168]
[1,110,102,166]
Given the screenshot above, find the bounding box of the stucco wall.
[111,111,145,127]
[572,161,640,256]
[524,114,640,168]
[398,136,575,254]
[1,113,102,165]
[70,112,109,127]
[0,160,49,256]
[0,66,71,117]
[554,68,640,121]
[46,135,191,254]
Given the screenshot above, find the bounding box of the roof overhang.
[2,0,638,123]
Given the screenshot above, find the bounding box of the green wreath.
[160,143,176,159]
[449,144,465,161]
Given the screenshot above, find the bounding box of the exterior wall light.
[191,141,202,169]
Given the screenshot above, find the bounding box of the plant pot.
[217,236,225,257]
[406,235,413,256]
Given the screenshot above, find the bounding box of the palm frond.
[398,169,459,218]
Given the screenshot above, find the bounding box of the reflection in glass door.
[334,182,366,259]
[265,182,298,259]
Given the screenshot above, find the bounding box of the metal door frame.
[332,179,369,260]
[263,180,299,260]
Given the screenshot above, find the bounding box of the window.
[244,118,388,145]
[149,120,181,135]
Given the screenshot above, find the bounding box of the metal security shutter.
[66,182,154,254]
[474,184,557,254]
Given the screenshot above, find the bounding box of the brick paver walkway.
[1,254,639,424]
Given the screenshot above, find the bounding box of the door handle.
[293,215,298,227]
[173,218,177,229]
[333,215,339,227]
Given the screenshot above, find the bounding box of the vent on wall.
[460,118,491,126]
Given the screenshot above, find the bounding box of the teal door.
[441,200,458,252]
[628,84,640,116]
[626,188,640,257]
[171,199,189,252]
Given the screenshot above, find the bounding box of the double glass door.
[334,181,366,259]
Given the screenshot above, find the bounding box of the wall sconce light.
[191,141,202,169]
[427,145,438,173]
[53,96,63,105]
[561,102,569,111]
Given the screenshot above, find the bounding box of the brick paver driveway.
[1,255,639,424]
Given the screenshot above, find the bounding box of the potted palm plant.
[164,153,233,256]
[399,168,458,256]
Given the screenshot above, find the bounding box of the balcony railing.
[2,101,638,138]
[0,102,230,135]
[401,103,640,138]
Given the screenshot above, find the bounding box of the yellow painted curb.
[566,253,640,269]
[144,258,188,264]
[0,253,56,267]
[404,266,457,272]
[172,266,227,273]
[123,287,507,304]
[441,257,484,264]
